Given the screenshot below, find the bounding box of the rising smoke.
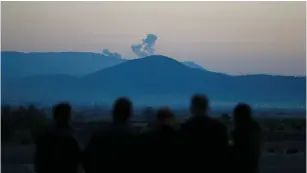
[102,49,122,59]
[131,34,158,58]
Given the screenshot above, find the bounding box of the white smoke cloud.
[131,34,158,58]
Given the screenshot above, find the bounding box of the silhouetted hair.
[156,107,174,122]
[112,97,132,123]
[190,94,209,114]
[233,103,252,123]
[52,103,71,126]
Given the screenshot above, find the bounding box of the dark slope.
[2,75,81,104]
[2,55,305,107]
[83,55,231,96]
[1,52,203,81]
[82,55,305,105]
[182,61,204,69]
[1,51,124,79]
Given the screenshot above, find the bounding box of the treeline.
[1,105,48,144]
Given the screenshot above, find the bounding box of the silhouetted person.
[230,103,262,173]
[139,107,179,170]
[83,97,137,173]
[34,103,81,173]
[179,94,228,172]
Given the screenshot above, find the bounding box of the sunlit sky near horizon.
[1,1,306,76]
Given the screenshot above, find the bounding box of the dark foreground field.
[2,118,306,173]
[2,144,306,173]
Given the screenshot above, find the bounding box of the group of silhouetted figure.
[34,94,262,173]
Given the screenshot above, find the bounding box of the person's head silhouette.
[233,103,252,126]
[52,103,71,128]
[112,97,132,124]
[156,107,175,127]
[190,94,209,117]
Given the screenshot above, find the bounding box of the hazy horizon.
[2,1,306,76]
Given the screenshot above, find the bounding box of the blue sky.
[2,1,306,76]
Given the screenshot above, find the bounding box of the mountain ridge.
[2,55,305,108]
[1,51,210,80]
[3,51,304,78]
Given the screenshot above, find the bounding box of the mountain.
[182,61,204,69]
[2,55,305,108]
[1,52,204,81]
[83,55,230,95]
[1,51,125,80]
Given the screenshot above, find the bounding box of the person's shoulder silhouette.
[231,103,261,173]
[179,94,228,172]
[181,94,226,134]
[232,103,261,143]
[139,107,179,171]
[34,103,81,173]
[144,107,178,140]
[112,97,133,127]
[83,97,136,173]
[233,103,260,128]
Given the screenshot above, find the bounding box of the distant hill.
[1,51,125,80]
[1,51,204,80]
[2,55,305,109]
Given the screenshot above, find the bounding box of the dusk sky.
[2,1,306,76]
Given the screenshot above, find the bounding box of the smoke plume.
[131,34,158,58]
[102,49,122,59]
